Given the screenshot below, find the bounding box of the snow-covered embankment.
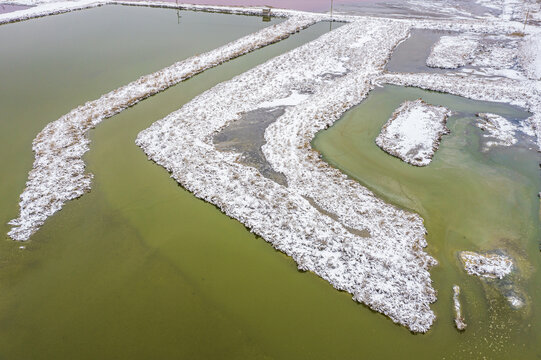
[137,19,439,333]
[7,15,318,241]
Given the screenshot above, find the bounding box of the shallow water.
[213,107,289,186]
[386,29,452,73]
[313,84,541,359]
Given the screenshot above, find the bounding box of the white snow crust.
[426,32,534,82]
[427,35,479,69]
[452,285,466,331]
[460,251,513,279]
[137,19,439,333]
[520,32,541,80]
[7,15,317,241]
[476,112,520,150]
[375,99,451,166]
[257,90,310,108]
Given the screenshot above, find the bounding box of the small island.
[375,99,452,166]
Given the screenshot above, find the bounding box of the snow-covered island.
[460,251,514,279]
[375,99,452,166]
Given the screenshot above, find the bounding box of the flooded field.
[1,3,540,360]
[313,84,541,359]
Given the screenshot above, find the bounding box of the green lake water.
[1,4,540,360]
[313,85,541,359]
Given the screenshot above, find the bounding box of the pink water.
[135,0,387,12]
[0,4,31,14]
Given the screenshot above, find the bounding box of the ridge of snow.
[0,0,349,24]
[453,285,466,331]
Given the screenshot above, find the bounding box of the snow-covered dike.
[137,19,439,333]
[0,0,330,25]
[460,251,513,279]
[426,35,478,69]
[0,0,105,24]
[7,15,317,241]
[375,99,451,166]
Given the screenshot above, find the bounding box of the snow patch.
[427,35,479,69]
[379,72,541,150]
[507,293,525,309]
[460,251,513,279]
[475,112,520,150]
[257,90,310,108]
[0,0,105,24]
[375,99,451,166]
